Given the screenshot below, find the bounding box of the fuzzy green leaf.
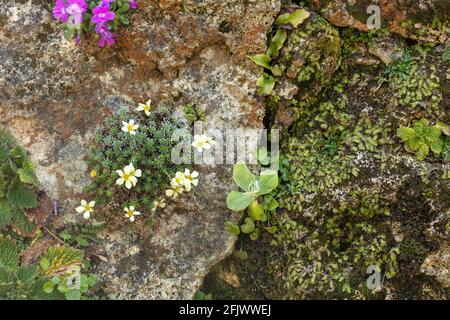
[18,160,35,184]
[233,161,256,192]
[226,191,255,211]
[6,179,37,209]
[258,170,279,194]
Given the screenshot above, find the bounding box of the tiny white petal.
[76,206,84,213]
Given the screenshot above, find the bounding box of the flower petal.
[76,206,84,213]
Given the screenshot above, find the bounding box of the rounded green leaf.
[258,170,279,194]
[247,200,266,221]
[240,217,255,234]
[233,161,256,192]
[224,221,240,235]
[226,191,255,211]
[65,289,81,300]
[43,281,54,294]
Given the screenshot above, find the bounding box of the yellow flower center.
[126,210,134,217]
[123,173,131,181]
[144,105,151,111]
[127,124,134,131]
[84,204,92,212]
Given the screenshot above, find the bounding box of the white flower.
[137,100,152,116]
[165,179,184,199]
[192,134,216,152]
[121,120,139,135]
[124,206,141,222]
[171,171,187,187]
[76,200,95,220]
[183,169,199,189]
[115,163,142,189]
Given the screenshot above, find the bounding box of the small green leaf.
[18,160,35,184]
[43,281,54,294]
[276,9,310,28]
[265,198,279,211]
[39,258,50,271]
[256,73,276,95]
[266,226,277,234]
[233,249,248,261]
[249,54,272,69]
[266,29,287,57]
[249,230,259,241]
[240,217,255,234]
[51,276,61,285]
[224,221,241,235]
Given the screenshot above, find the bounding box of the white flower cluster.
[165,169,199,199]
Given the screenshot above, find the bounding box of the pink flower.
[129,0,137,9]
[91,6,116,24]
[66,0,87,25]
[53,0,68,22]
[98,31,116,47]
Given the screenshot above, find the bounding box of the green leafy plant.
[85,106,186,210]
[59,223,105,248]
[194,290,212,300]
[183,103,205,124]
[0,128,37,234]
[225,161,279,240]
[40,245,96,300]
[0,236,49,299]
[397,119,446,160]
